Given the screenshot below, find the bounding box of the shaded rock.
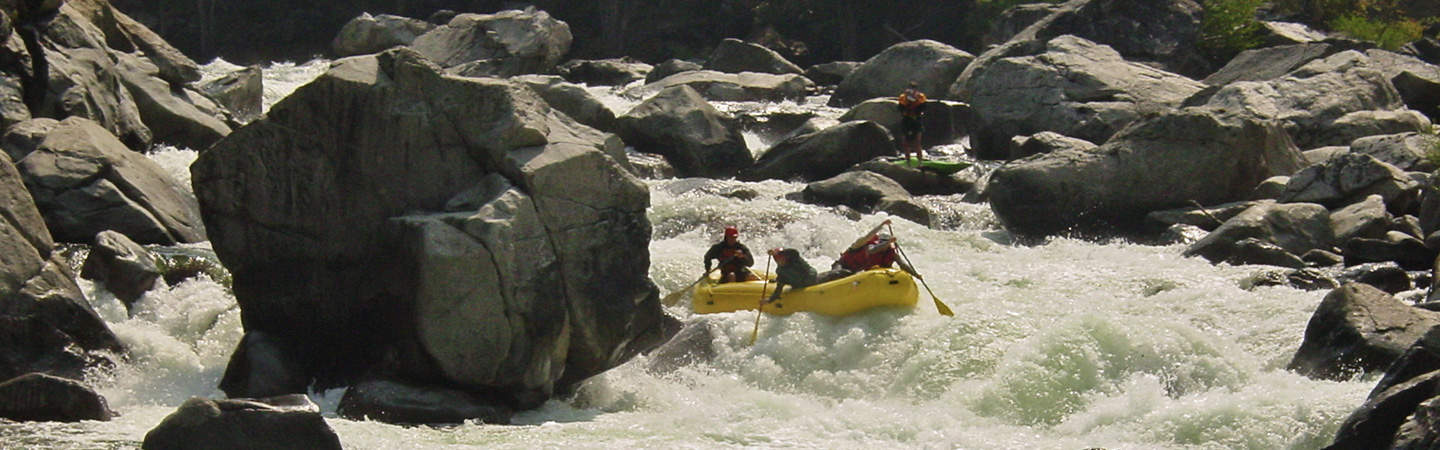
[626,70,813,103]
[64,0,201,85]
[804,61,860,85]
[1279,153,1419,212]
[79,230,159,307]
[1371,327,1440,401]
[412,8,571,77]
[982,2,1063,48]
[1201,43,1332,86]
[829,40,973,108]
[646,318,718,374]
[0,373,112,422]
[218,331,308,399]
[801,171,930,225]
[194,48,663,406]
[616,85,751,178]
[837,98,971,150]
[625,150,676,179]
[114,53,232,150]
[1362,49,1440,121]
[644,59,702,84]
[143,396,340,450]
[557,58,651,86]
[9,117,205,244]
[1145,200,1262,232]
[1340,262,1414,294]
[39,4,153,148]
[1184,202,1333,264]
[1393,394,1440,449]
[962,35,1203,159]
[1331,194,1392,244]
[705,38,803,75]
[1351,132,1440,173]
[989,107,1305,236]
[1226,238,1305,268]
[0,316,107,382]
[1009,132,1096,160]
[1251,176,1289,200]
[740,121,893,182]
[1342,231,1433,270]
[1303,248,1345,267]
[1288,283,1440,380]
[852,160,975,196]
[0,117,57,162]
[1330,370,1440,450]
[513,75,618,132]
[337,378,512,425]
[1286,267,1340,290]
[199,65,263,123]
[331,13,435,57]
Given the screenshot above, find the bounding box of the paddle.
[749,252,772,345]
[661,255,739,307]
[888,224,954,317]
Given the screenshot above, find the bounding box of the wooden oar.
[661,255,738,307]
[749,253,772,345]
[889,225,954,317]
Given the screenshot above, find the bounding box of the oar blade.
[660,289,687,307]
[933,296,954,316]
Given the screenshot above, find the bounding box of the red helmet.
[724,226,738,238]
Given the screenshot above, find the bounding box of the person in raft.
[819,219,920,282]
[704,225,756,283]
[897,81,927,161]
[764,248,817,303]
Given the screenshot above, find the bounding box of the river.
[0,58,1373,450]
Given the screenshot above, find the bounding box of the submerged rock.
[0,373,112,422]
[143,396,340,450]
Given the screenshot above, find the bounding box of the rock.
[199,65,264,123]
[556,58,651,86]
[79,230,160,307]
[194,48,663,407]
[1279,153,1419,212]
[829,39,973,108]
[1330,370,1440,450]
[1288,283,1440,380]
[1258,21,1330,46]
[962,35,1204,159]
[740,121,893,182]
[1331,195,1393,244]
[625,150,676,179]
[645,59,702,84]
[217,331,309,399]
[1303,146,1349,165]
[1201,43,1333,86]
[646,318,719,374]
[1361,49,1440,122]
[837,98,972,150]
[616,85,752,178]
[114,53,232,150]
[804,61,861,85]
[851,160,975,196]
[800,171,930,225]
[1251,176,1290,200]
[989,108,1305,236]
[626,70,813,103]
[1342,231,1433,270]
[1350,132,1440,173]
[705,38,803,75]
[513,75,618,132]
[1321,110,1432,149]
[1370,327,1440,401]
[8,117,205,244]
[1303,248,1345,267]
[1287,267,1340,290]
[1145,200,1263,232]
[1393,394,1440,449]
[1341,262,1414,294]
[331,13,435,57]
[0,373,112,422]
[982,3,1063,48]
[1226,238,1305,268]
[64,0,201,85]
[143,396,341,450]
[1184,202,1334,264]
[411,8,571,77]
[39,4,154,148]
[1008,131,1097,160]
[337,378,512,424]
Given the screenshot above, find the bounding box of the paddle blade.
[933,295,954,316]
[660,289,686,307]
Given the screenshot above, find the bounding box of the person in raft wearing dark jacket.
[704,225,756,283]
[764,248,817,303]
[819,219,920,282]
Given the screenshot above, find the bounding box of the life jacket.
[898,89,926,117]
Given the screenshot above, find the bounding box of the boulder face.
[1289,283,1440,381]
[828,40,974,108]
[704,38,803,75]
[143,396,341,450]
[331,13,436,57]
[616,85,752,179]
[410,8,571,77]
[837,98,972,150]
[192,48,663,407]
[7,117,205,245]
[625,70,813,103]
[987,108,1305,236]
[79,229,160,308]
[964,35,1204,159]
[739,121,894,182]
[0,372,112,422]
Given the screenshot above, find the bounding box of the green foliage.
[155,255,232,292]
[1199,0,1265,61]
[1329,14,1427,50]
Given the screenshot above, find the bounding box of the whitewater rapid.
[0,59,1375,449]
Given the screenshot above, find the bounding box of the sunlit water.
[0,59,1373,449]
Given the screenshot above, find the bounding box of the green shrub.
[1199,0,1265,61]
[1330,14,1426,50]
[155,255,233,292]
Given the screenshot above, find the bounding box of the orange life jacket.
[898,89,927,117]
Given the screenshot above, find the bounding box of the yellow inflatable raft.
[692,268,919,316]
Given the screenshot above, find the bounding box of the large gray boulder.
[411,8,571,77]
[1201,43,1334,86]
[705,38,803,75]
[557,58,651,86]
[143,396,341,450]
[1288,283,1440,380]
[1331,370,1440,449]
[851,160,975,196]
[616,85,751,179]
[79,229,160,308]
[64,0,201,85]
[1361,49,1440,121]
[626,70,813,103]
[1182,202,1334,264]
[739,120,893,182]
[1008,131,1098,160]
[1350,132,1440,172]
[38,3,153,148]
[644,59,702,84]
[332,13,435,57]
[337,378,511,424]
[837,98,972,150]
[193,48,665,409]
[199,65,264,124]
[513,75,618,132]
[6,117,205,245]
[987,107,1305,236]
[800,171,930,225]
[114,53,232,150]
[0,372,112,422]
[1277,153,1419,211]
[963,35,1203,159]
[828,40,973,108]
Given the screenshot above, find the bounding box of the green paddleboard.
[889,157,971,174]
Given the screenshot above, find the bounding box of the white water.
[0,59,1374,449]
